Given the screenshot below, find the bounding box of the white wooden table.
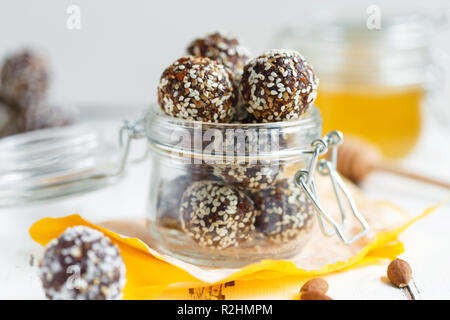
[0,106,449,300]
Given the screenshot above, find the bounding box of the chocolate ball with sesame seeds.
[158,56,235,123]
[253,178,315,243]
[240,49,318,122]
[210,129,287,190]
[187,32,250,81]
[180,181,257,249]
[0,99,20,138]
[39,226,126,300]
[1,50,49,110]
[157,171,219,229]
[17,101,78,132]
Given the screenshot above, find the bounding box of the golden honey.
[315,84,424,159]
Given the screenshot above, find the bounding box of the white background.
[0,0,449,300]
[0,0,449,106]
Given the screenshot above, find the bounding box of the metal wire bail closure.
[117,118,148,175]
[294,131,369,245]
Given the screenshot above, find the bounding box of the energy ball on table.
[17,101,78,132]
[0,100,20,138]
[253,178,315,243]
[187,32,250,81]
[39,226,126,300]
[1,50,49,109]
[240,49,318,122]
[158,56,235,123]
[180,181,257,249]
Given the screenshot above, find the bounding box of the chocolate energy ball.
[1,50,49,110]
[180,181,257,249]
[0,100,20,138]
[39,226,126,300]
[157,175,194,229]
[187,32,250,81]
[240,49,318,122]
[232,103,253,122]
[17,101,78,132]
[157,170,218,229]
[210,129,287,190]
[253,178,315,243]
[158,56,235,123]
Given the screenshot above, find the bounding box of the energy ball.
[17,101,78,132]
[231,107,258,124]
[187,32,250,81]
[253,178,315,243]
[180,181,257,249]
[232,103,254,122]
[158,56,235,123]
[157,175,193,229]
[0,100,20,138]
[1,50,49,110]
[240,49,318,122]
[211,129,287,190]
[157,171,218,229]
[39,226,126,300]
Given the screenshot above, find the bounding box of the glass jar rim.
[145,103,320,130]
[144,103,322,162]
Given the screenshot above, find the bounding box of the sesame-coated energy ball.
[210,129,287,190]
[158,56,235,123]
[180,181,257,249]
[0,100,19,138]
[17,101,78,132]
[39,226,126,300]
[253,178,315,243]
[157,171,219,229]
[1,50,49,110]
[240,49,318,122]
[187,32,250,81]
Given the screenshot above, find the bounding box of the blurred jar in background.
[276,10,448,159]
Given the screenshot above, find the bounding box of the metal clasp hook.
[294,131,369,245]
[117,118,148,175]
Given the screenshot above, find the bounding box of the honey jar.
[276,11,445,158]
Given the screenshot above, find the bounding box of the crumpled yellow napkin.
[29,201,438,299]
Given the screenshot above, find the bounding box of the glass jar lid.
[144,103,322,163]
[0,124,121,206]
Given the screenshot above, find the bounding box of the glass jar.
[275,11,447,159]
[137,103,368,267]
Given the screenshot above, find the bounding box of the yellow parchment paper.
[29,177,439,299]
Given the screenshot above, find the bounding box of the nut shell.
[240,49,318,122]
[158,56,235,123]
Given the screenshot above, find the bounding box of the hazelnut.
[299,278,329,294]
[300,290,333,300]
[387,258,412,288]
